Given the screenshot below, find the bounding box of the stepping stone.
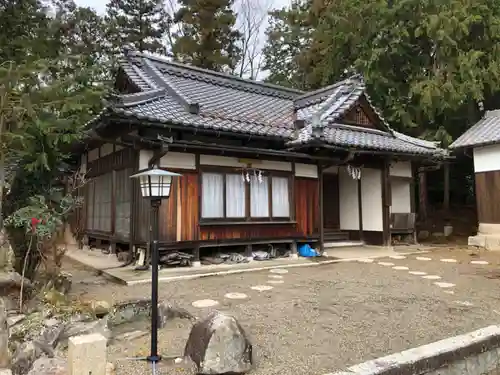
[224,292,248,300]
[440,258,457,263]
[434,282,455,288]
[269,275,284,279]
[470,260,489,265]
[392,266,409,270]
[409,271,427,276]
[389,255,406,260]
[378,262,395,266]
[358,258,374,263]
[251,285,274,291]
[416,256,432,261]
[192,299,219,308]
[454,301,473,307]
[269,268,288,274]
[422,275,441,280]
[267,280,284,284]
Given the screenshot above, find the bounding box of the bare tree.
[234,0,274,79]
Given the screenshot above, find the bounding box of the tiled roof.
[449,110,500,149]
[104,50,445,156]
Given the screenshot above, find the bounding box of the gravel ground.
[66,248,500,375]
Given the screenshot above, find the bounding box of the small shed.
[449,110,500,249]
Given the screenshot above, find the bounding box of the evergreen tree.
[105,0,170,54]
[0,0,106,277]
[172,0,242,72]
[262,1,311,89]
[0,0,49,63]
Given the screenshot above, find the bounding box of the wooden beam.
[443,162,450,212]
[110,169,117,254]
[357,177,364,242]
[318,163,324,252]
[381,159,391,246]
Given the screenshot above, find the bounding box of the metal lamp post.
[130,166,181,369]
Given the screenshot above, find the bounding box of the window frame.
[199,166,294,223]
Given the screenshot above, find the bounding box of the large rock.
[26,356,66,375]
[11,341,42,375]
[0,298,9,368]
[0,272,32,292]
[184,311,253,374]
[158,302,195,328]
[59,318,110,346]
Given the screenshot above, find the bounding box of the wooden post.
[193,245,201,267]
[381,159,391,247]
[418,168,428,222]
[318,163,325,253]
[245,244,253,262]
[443,163,450,212]
[357,176,364,242]
[128,150,138,261]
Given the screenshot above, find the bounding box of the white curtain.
[250,176,269,217]
[272,177,290,217]
[202,173,224,218]
[226,174,245,218]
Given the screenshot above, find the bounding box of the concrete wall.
[473,144,500,173]
[326,325,500,375]
[338,167,383,232]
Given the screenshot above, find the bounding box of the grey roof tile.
[108,50,445,156]
[449,110,500,149]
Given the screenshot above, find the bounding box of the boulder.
[158,302,195,328]
[11,341,42,375]
[184,311,253,374]
[0,298,9,368]
[36,319,66,350]
[59,318,110,346]
[90,300,111,318]
[26,356,66,375]
[0,272,32,292]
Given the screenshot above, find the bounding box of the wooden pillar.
[110,169,117,254]
[318,163,325,253]
[443,163,450,212]
[357,176,364,242]
[245,244,253,261]
[381,159,391,246]
[128,150,138,260]
[418,168,428,222]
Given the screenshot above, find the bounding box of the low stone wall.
[106,298,152,327]
[326,325,500,375]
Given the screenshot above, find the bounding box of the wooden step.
[323,230,349,242]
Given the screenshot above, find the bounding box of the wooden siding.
[158,177,178,242]
[475,170,500,224]
[160,173,321,243]
[342,105,374,128]
[114,168,133,240]
[295,178,319,237]
[82,148,136,242]
[178,172,200,241]
[200,224,301,241]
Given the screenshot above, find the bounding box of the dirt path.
[66,248,500,375]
